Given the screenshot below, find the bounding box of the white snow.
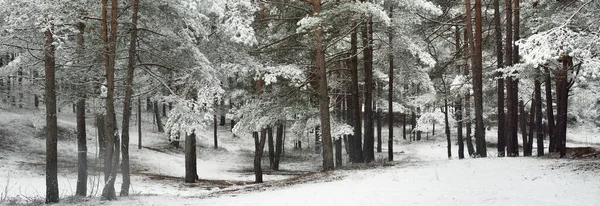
[1,108,599,206]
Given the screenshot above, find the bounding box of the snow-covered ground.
[1,108,599,206]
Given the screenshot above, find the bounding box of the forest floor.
[1,108,599,205]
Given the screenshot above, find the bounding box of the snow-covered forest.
[1,0,599,205]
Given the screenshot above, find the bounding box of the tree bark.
[75,22,88,197]
[44,26,59,204]
[387,4,394,162]
[184,132,198,183]
[348,19,362,163]
[535,79,544,156]
[213,113,218,149]
[362,16,375,163]
[101,0,120,200]
[519,101,529,156]
[493,0,505,157]
[254,130,267,183]
[153,101,164,132]
[120,0,139,196]
[274,124,283,170]
[312,0,334,170]
[138,98,142,149]
[444,99,451,158]
[528,96,535,156]
[556,56,571,157]
[268,127,275,169]
[473,0,486,157]
[463,8,475,156]
[544,68,556,153]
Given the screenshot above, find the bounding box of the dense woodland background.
[0,0,599,204]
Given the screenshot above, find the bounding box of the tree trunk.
[75,22,88,197]
[535,79,544,156]
[528,97,535,156]
[456,100,465,159]
[274,124,283,170]
[556,56,571,157]
[348,18,362,163]
[312,0,334,170]
[101,0,120,200]
[96,115,106,159]
[153,101,164,132]
[493,0,505,157]
[138,98,142,149]
[120,0,139,196]
[444,99,451,158]
[402,113,406,140]
[376,107,382,153]
[504,0,518,157]
[362,16,375,163]
[463,5,475,157]
[473,0,486,157]
[184,132,198,183]
[213,113,218,149]
[44,26,59,204]
[335,138,342,168]
[268,127,275,169]
[254,130,267,183]
[387,4,394,162]
[519,101,529,156]
[544,68,556,153]
[162,103,167,117]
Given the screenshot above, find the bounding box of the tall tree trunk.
[254,130,267,183]
[274,124,283,170]
[556,56,571,157]
[494,0,505,157]
[454,26,465,159]
[313,0,334,170]
[362,16,375,163]
[153,101,164,132]
[387,4,394,162]
[349,18,362,163]
[184,132,198,183]
[463,4,475,156]
[519,101,529,156]
[44,26,59,204]
[504,0,518,157]
[75,22,88,197]
[120,0,139,196]
[473,0,486,157]
[544,68,556,153]
[101,0,120,200]
[268,127,275,169]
